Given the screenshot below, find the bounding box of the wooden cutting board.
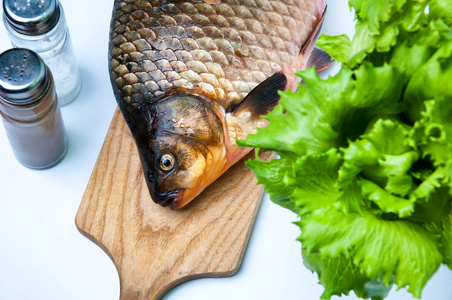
[75,107,272,300]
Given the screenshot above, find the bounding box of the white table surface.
[0,1,451,299]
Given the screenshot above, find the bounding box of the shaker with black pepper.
[2,0,81,106]
[0,48,68,169]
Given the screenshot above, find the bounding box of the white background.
[0,0,451,299]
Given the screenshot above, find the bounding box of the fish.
[109,0,332,209]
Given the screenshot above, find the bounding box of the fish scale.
[109,0,321,109]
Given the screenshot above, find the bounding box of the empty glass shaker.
[3,0,81,106]
[0,48,68,169]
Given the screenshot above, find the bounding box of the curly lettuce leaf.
[320,1,439,69]
[299,205,443,298]
[245,152,296,212]
[404,41,452,128]
[240,55,451,299]
[302,252,372,300]
[275,149,444,298]
[430,0,452,24]
[441,212,452,268]
[317,34,352,64]
[346,0,428,66]
[238,63,405,156]
[240,0,452,299]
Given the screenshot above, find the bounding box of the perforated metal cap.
[3,0,60,35]
[0,48,49,104]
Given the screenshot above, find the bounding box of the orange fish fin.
[300,6,327,60]
[230,72,287,117]
[307,46,335,72]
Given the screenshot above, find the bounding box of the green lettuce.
[238,0,452,298]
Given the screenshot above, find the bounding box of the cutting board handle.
[75,108,271,299]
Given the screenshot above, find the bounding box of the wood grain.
[75,108,272,300]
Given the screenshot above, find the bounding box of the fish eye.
[158,153,176,172]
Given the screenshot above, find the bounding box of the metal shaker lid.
[3,0,60,35]
[0,48,49,104]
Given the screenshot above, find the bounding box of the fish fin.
[231,72,287,117]
[307,46,335,72]
[300,6,327,59]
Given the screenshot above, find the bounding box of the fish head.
[130,93,227,209]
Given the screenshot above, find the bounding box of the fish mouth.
[152,190,182,209]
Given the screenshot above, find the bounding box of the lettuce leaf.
[239,0,452,298]
[317,34,352,64]
[240,63,405,156]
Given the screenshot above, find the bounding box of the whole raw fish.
[109,0,331,209]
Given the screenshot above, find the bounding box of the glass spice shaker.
[2,0,81,106]
[0,48,68,169]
